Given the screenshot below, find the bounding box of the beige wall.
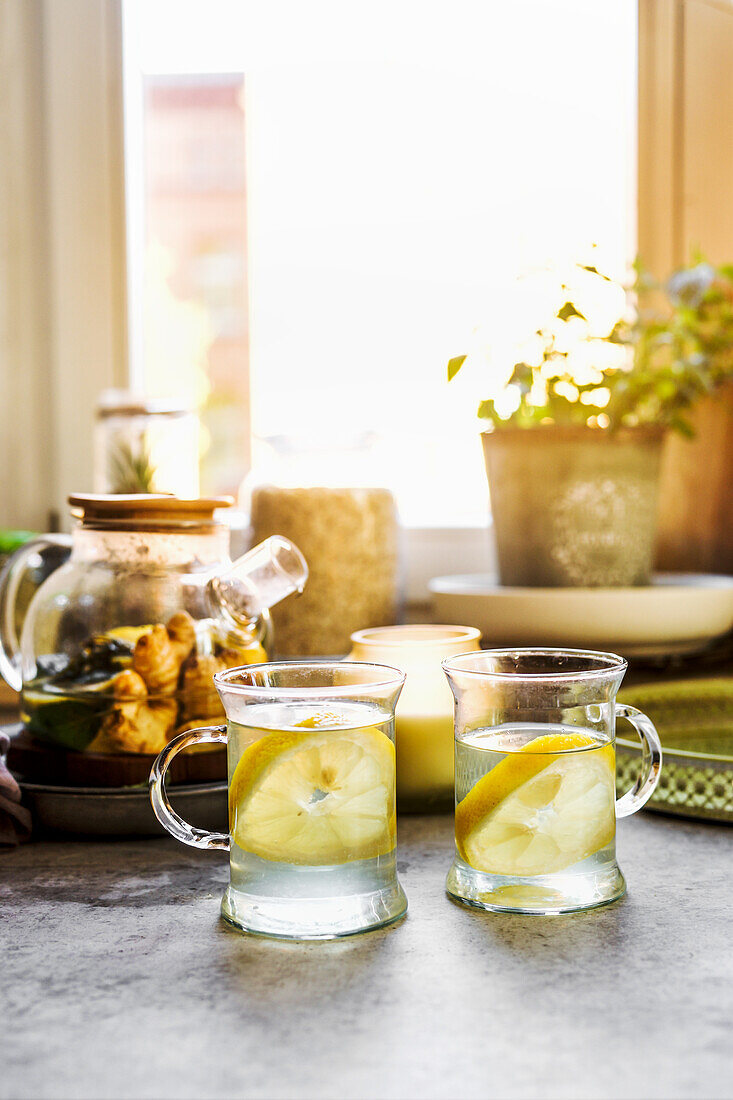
[0,1,54,531]
[0,0,127,531]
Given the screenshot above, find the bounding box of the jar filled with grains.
[242,436,402,656]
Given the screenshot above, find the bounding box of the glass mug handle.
[614,703,663,819]
[149,725,230,850]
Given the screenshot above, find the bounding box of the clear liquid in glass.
[222,701,407,938]
[448,723,625,914]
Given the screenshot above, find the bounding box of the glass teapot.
[0,495,307,755]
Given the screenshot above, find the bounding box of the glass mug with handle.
[150,661,407,939]
[443,648,662,915]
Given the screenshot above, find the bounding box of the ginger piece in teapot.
[132,610,196,695]
[87,669,177,754]
[179,652,229,723]
[179,637,266,725]
[168,611,197,654]
[174,718,226,752]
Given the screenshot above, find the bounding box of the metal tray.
[19,779,227,838]
[616,738,733,823]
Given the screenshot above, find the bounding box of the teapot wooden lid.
[68,494,234,526]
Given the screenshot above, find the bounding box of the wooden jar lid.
[68,494,234,527]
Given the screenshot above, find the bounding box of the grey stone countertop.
[1,812,732,1100]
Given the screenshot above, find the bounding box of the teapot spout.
[208,535,308,629]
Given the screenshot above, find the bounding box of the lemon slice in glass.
[229,719,396,865]
[455,733,616,876]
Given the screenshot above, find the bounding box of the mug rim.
[350,624,482,647]
[442,647,627,681]
[214,659,406,696]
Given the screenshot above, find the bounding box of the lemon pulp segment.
[229,723,396,865]
[103,625,154,645]
[237,643,268,665]
[294,711,347,728]
[455,732,615,876]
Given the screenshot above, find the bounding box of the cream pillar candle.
[348,625,481,809]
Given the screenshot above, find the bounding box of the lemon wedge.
[104,625,154,645]
[294,711,346,729]
[229,720,396,865]
[455,732,616,876]
[234,642,268,666]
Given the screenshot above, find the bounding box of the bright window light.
[123,0,637,524]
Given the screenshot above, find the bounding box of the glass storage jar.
[243,434,401,656]
[94,391,199,497]
[0,495,307,756]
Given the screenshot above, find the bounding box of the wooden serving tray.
[0,682,19,709]
[6,725,226,788]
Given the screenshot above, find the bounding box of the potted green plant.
[448,260,733,587]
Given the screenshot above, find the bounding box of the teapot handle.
[0,535,72,692]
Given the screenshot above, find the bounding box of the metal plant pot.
[482,425,666,587]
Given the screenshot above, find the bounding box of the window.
[6,0,733,571]
[122,0,637,523]
[136,71,250,493]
